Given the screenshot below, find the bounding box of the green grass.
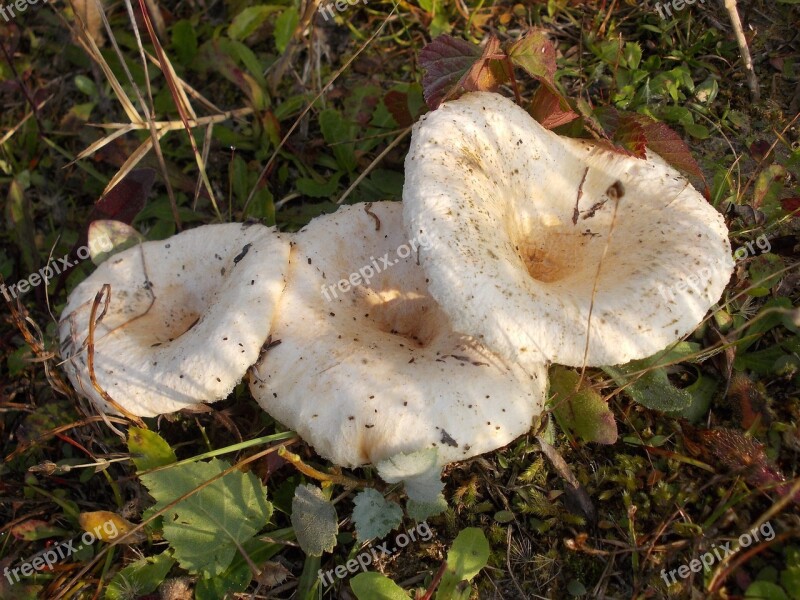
[1,0,799,598]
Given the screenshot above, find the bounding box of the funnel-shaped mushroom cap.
[59,223,290,417]
[403,92,733,368]
[249,202,546,468]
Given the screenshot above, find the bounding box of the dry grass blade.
[244,4,399,213]
[133,0,222,220]
[52,439,299,599]
[578,180,622,386]
[86,285,147,429]
[66,1,142,124]
[0,275,72,398]
[102,129,167,196]
[336,127,412,205]
[70,124,137,164]
[75,107,255,167]
[4,416,129,462]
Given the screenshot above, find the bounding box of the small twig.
[86,285,147,429]
[724,0,760,103]
[419,560,448,600]
[277,446,363,488]
[336,126,411,205]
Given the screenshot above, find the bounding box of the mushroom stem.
[277,446,363,488]
[724,0,759,103]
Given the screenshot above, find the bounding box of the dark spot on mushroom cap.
[440,429,458,447]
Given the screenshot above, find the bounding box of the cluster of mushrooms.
[59,92,734,477]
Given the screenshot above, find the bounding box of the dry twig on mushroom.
[403,92,734,369]
[59,223,290,417]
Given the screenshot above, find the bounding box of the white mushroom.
[59,223,290,417]
[403,91,733,368]
[249,202,546,468]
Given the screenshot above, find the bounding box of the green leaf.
[228,6,281,41]
[435,528,490,600]
[507,30,556,83]
[352,488,403,541]
[673,374,717,422]
[567,579,588,596]
[734,345,787,375]
[274,7,300,54]
[407,495,448,521]
[739,297,794,352]
[494,510,514,524]
[376,449,444,503]
[602,347,695,413]
[74,75,97,97]
[296,174,342,198]
[780,546,800,600]
[195,528,294,600]
[291,484,338,556]
[171,20,197,64]
[319,109,357,172]
[104,554,176,600]
[351,572,410,600]
[549,366,617,444]
[622,42,642,70]
[140,458,272,577]
[748,254,784,294]
[127,428,176,472]
[755,164,787,222]
[745,581,789,600]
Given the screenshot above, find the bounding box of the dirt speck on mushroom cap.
[403,91,734,368]
[59,223,290,417]
[249,202,547,468]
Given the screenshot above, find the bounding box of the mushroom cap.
[59,223,290,417]
[403,92,733,368]
[249,202,546,468]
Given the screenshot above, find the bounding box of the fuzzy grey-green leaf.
[291,484,338,556]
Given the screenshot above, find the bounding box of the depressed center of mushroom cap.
[353,278,442,348]
[403,92,734,368]
[128,284,205,345]
[509,214,600,285]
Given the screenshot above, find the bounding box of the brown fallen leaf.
[70,0,105,46]
[536,436,596,523]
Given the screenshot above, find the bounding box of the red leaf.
[11,520,50,541]
[780,197,800,213]
[614,114,647,157]
[749,140,771,162]
[384,91,413,128]
[461,36,508,96]
[695,427,799,504]
[419,35,481,109]
[636,117,707,192]
[55,168,153,293]
[528,85,579,130]
[93,167,154,221]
